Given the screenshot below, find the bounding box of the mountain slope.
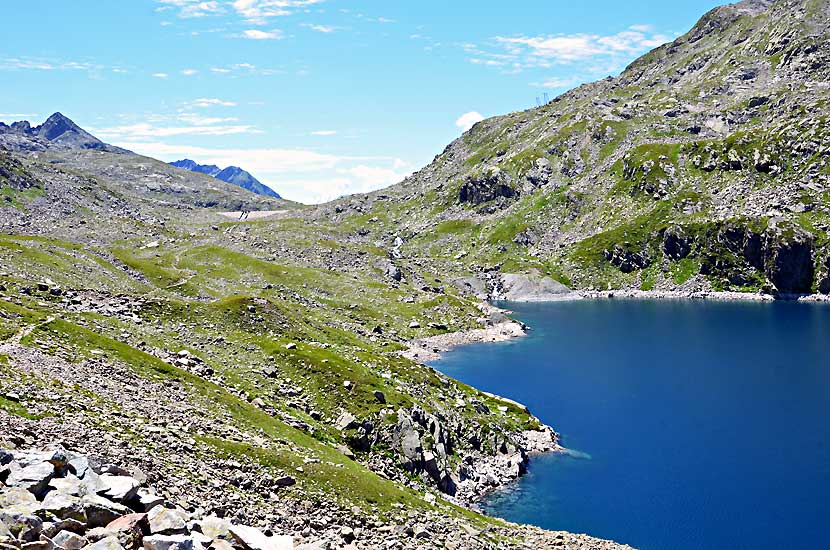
[0,112,126,153]
[320,0,830,297]
[171,158,282,199]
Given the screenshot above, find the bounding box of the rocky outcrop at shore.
[491,272,576,302]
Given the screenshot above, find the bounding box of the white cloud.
[110,140,409,203]
[304,23,335,33]
[181,68,199,76]
[534,76,582,89]
[466,26,670,75]
[92,122,260,139]
[183,98,237,108]
[230,0,325,23]
[311,130,337,136]
[455,111,485,132]
[0,113,38,120]
[157,0,224,18]
[152,73,169,78]
[240,29,284,40]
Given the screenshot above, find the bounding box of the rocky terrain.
[316,0,830,299]
[4,0,829,548]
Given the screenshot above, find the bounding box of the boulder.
[192,516,229,541]
[100,476,141,503]
[142,535,198,550]
[148,507,188,536]
[81,495,131,529]
[334,412,357,431]
[0,511,43,542]
[52,531,88,550]
[496,272,573,302]
[86,536,125,550]
[5,462,55,498]
[40,491,87,522]
[228,525,292,550]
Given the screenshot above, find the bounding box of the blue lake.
[432,299,830,550]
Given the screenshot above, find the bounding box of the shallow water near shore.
[431,299,830,550]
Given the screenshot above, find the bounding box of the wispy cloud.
[0,57,107,73]
[465,25,670,76]
[181,68,199,76]
[92,122,261,139]
[302,23,336,33]
[157,0,225,18]
[0,113,39,121]
[310,130,337,136]
[182,98,237,108]
[239,29,283,40]
[152,72,170,78]
[230,0,325,24]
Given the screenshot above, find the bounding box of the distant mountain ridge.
[170,159,281,199]
[0,112,126,153]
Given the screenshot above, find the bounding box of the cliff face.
[319,0,830,297]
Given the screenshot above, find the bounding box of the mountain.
[317,0,830,298]
[171,159,282,198]
[0,112,127,153]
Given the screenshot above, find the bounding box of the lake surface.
[431,299,830,550]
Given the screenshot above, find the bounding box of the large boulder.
[495,272,573,301]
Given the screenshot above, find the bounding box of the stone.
[335,412,357,431]
[49,475,89,497]
[52,531,89,550]
[148,507,188,535]
[339,527,355,544]
[21,541,53,550]
[0,511,42,543]
[207,540,233,550]
[99,476,141,503]
[228,525,292,550]
[5,462,55,497]
[40,491,87,522]
[0,487,38,509]
[272,476,295,488]
[42,518,86,539]
[192,516,229,541]
[134,490,164,513]
[81,495,131,529]
[85,537,125,550]
[372,391,386,404]
[142,535,198,550]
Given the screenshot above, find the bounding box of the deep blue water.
[432,299,830,550]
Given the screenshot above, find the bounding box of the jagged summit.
[0,112,126,153]
[171,158,281,198]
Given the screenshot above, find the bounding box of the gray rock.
[148,507,188,535]
[192,516,229,540]
[0,511,42,542]
[335,412,357,431]
[134,490,164,513]
[81,495,131,529]
[99,476,140,503]
[40,491,87,522]
[142,535,197,550]
[496,272,573,302]
[6,462,55,497]
[85,536,125,550]
[52,531,89,550]
[228,525,292,550]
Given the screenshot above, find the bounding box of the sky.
[1,0,723,203]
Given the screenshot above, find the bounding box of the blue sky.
[1,0,722,203]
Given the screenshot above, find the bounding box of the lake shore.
[406,289,830,363]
